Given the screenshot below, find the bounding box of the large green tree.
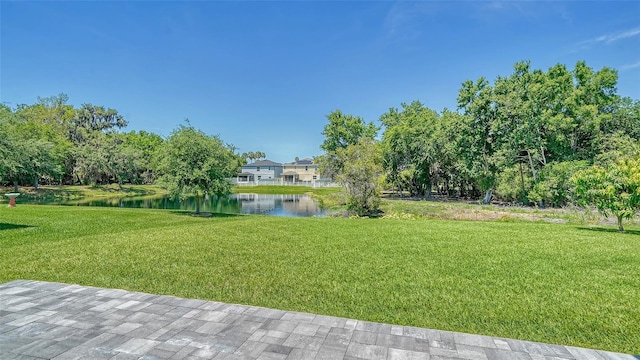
[435,109,473,197]
[0,107,20,188]
[72,133,111,185]
[0,104,62,191]
[121,130,164,184]
[457,77,499,204]
[67,104,129,185]
[104,134,144,189]
[69,103,128,144]
[456,60,620,205]
[603,97,640,140]
[15,94,76,184]
[320,110,378,153]
[319,110,378,180]
[157,124,241,214]
[380,101,440,198]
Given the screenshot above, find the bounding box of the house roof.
[282,171,299,176]
[284,158,314,165]
[245,159,282,167]
[238,172,254,176]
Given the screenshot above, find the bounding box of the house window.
[257,167,260,171]
[305,166,308,171]
[258,176,261,180]
[313,175,317,180]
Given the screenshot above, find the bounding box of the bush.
[572,158,640,232]
[528,161,589,207]
[336,139,384,217]
[495,164,532,204]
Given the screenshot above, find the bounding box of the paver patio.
[0,280,636,360]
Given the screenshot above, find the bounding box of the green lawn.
[1,205,639,353]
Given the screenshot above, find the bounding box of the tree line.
[1,94,159,190]
[0,95,270,194]
[319,60,639,228]
[2,60,638,226]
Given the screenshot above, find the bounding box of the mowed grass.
[1,206,639,353]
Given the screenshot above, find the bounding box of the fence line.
[229,178,339,188]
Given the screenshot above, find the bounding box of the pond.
[15,193,326,217]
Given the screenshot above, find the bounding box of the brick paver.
[0,280,636,359]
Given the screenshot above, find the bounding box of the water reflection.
[236,194,323,217]
[24,194,325,217]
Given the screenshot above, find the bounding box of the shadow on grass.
[168,211,242,218]
[577,226,640,236]
[0,223,34,231]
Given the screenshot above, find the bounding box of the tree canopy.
[157,124,241,214]
[320,110,378,153]
[319,110,378,181]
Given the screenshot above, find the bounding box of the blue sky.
[2,1,639,163]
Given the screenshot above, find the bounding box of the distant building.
[282,158,318,183]
[235,157,331,186]
[237,160,283,184]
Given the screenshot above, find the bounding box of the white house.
[236,160,283,184]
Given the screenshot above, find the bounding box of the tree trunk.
[424,183,432,200]
[538,146,547,207]
[13,180,18,193]
[527,150,537,183]
[519,161,526,204]
[195,196,201,214]
[617,215,625,232]
[482,189,492,204]
[34,177,39,191]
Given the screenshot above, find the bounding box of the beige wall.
[282,164,318,182]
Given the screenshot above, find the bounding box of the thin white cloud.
[580,27,640,46]
[621,61,640,71]
[605,28,640,43]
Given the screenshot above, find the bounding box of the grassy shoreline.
[1,184,337,199]
[0,184,168,202]
[1,204,638,353]
[2,184,637,227]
